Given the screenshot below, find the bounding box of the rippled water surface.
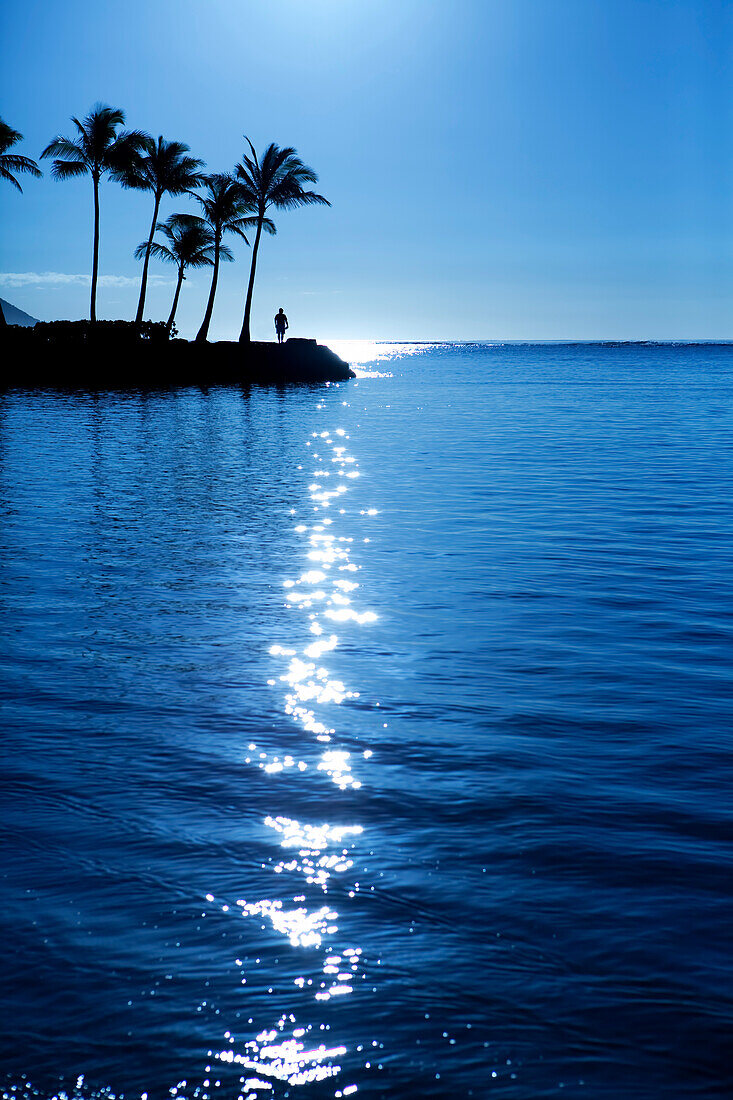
[2,343,733,1099]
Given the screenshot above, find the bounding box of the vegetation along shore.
[1,105,348,384]
[2,323,354,389]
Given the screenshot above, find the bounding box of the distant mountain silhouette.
[1,297,39,326]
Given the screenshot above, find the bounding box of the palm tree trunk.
[239,216,263,343]
[91,173,100,323]
[196,237,221,343]
[135,191,161,324]
[167,266,185,332]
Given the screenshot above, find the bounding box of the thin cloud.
[0,271,173,288]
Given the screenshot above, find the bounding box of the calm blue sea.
[2,342,732,1100]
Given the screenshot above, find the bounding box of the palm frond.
[80,105,128,165]
[0,118,23,155]
[287,163,319,185]
[177,154,205,172]
[144,212,218,271]
[137,238,177,264]
[106,132,150,180]
[121,128,149,148]
[243,138,262,186]
[235,141,328,214]
[195,172,253,238]
[125,134,205,192]
[0,153,41,178]
[41,136,86,162]
[85,104,125,148]
[116,135,153,190]
[0,120,42,188]
[135,239,155,262]
[233,169,258,207]
[87,103,125,128]
[163,213,207,232]
[164,139,191,158]
[261,143,298,185]
[109,130,150,158]
[185,248,216,269]
[268,179,330,211]
[0,164,22,191]
[51,159,89,180]
[117,163,150,191]
[293,189,330,207]
[225,214,258,241]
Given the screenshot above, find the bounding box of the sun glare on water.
[323,339,435,374]
[197,408,385,1097]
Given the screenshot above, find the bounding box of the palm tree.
[135,214,216,333]
[0,118,42,327]
[234,140,330,343]
[0,118,42,191]
[41,104,146,322]
[124,135,204,324]
[194,174,264,343]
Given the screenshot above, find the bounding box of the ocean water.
[1,342,732,1100]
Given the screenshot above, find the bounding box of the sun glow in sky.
[1,0,731,339]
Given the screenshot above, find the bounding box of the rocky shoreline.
[2,328,355,389]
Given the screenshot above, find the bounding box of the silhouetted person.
[274,307,288,343]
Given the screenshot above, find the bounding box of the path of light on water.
[199,391,378,1098]
[1,383,391,1100]
[324,339,436,373]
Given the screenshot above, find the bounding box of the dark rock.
[1,327,355,390]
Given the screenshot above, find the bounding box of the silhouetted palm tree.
[41,104,146,321]
[0,118,42,326]
[194,173,264,343]
[0,119,42,191]
[124,135,204,324]
[234,140,330,343]
[135,214,216,333]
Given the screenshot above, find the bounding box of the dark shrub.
[31,320,170,345]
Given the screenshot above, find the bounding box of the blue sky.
[1,0,731,340]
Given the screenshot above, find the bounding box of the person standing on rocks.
[274,307,288,343]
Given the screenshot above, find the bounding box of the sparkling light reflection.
[203,396,380,1097]
[323,339,438,373]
